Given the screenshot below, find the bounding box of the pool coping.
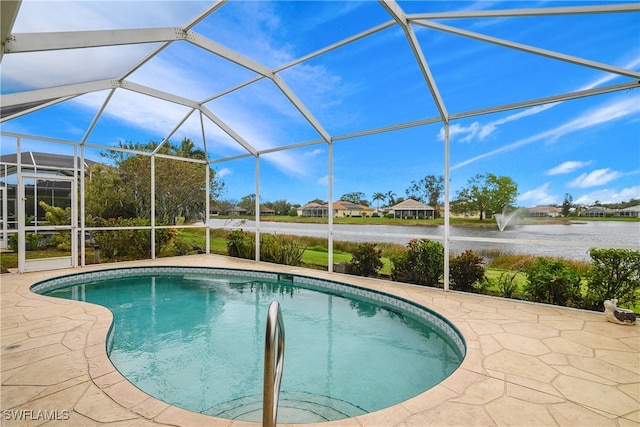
[1,254,639,426]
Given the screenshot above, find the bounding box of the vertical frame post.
[443,122,450,292]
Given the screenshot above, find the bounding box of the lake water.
[209,219,639,261]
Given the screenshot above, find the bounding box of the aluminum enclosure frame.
[1,1,639,283]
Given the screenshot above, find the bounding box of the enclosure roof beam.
[414,20,640,80]
[80,89,115,145]
[200,20,396,104]
[209,153,253,164]
[0,78,202,121]
[1,80,114,108]
[0,0,21,61]
[118,1,226,83]
[407,3,640,20]
[274,20,396,73]
[200,105,258,157]
[183,0,227,30]
[3,27,192,53]
[451,80,640,121]
[155,108,197,154]
[188,32,273,78]
[122,81,200,108]
[0,96,75,121]
[379,0,449,123]
[272,75,332,143]
[259,139,325,156]
[0,79,116,121]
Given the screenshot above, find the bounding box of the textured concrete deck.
[1,254,639,426]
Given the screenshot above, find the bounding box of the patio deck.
[1,254,638,426]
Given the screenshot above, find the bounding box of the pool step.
[205,391,367,423]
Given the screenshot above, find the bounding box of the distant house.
[260,207,276,216]
[297,201,373,217]
[581,206,613,217]
[526,206,562,217]
[614,205,640,218]
[332,201,374,217]
[227,205,249,216]
[298,202,328,217]
[210,204,248,215]
[390,199,435,219]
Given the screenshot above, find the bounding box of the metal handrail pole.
[263,301,285,427]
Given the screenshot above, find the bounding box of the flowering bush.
[522,257,582,307]
[391,239,444,287]
[450,250,486,292]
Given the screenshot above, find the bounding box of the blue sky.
[1,0,639,207]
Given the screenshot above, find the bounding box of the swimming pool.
[32,267,465,423]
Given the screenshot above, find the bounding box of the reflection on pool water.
[33,267,465,423]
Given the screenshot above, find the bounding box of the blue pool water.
[34,267,465,423]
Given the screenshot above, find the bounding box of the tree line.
[87,140,634,223]
[225,173,519,220]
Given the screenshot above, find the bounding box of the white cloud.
[5,1,210,90]
[578,55,640,91]
[15,0,208,32]
[440,53,639,144]
[452,96,640,170]
[517,183,557,206]
[439,104,557,143]
[568,168,622,188]
[216,168,232,178]
[1,46,155,91]
[438,122,480,142]
[546,98,638,143]
[303,148,324,158]
[574,185,640,205]
[546,160,592,176]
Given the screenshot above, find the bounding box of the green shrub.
[47,232,71,251]
[585,248,640,311]
[91,218,175,260]
[449,250,485,292]
[9,233,44,251]
[226,231,305,266]
[391,239,444,287]
[496,271,521,298]
[349,242,383,277]
[522,257,582,307]
[172,237,197,256]
[261,234,305,266]
[226,229,255,259]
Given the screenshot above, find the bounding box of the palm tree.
[372,192,385,211]
[177,137,206,160]
[385,191,397,207]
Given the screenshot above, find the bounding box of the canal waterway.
[208,219,639,261]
